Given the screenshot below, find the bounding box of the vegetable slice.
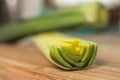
[33,32,98,70]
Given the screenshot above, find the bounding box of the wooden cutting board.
[0,34,120,80]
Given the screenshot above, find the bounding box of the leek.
[33,32,98,70]
[0,2,108,42]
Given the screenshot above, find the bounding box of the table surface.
[0,34,120,80]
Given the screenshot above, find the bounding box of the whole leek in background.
[33,32,98,70]
[0,2,109,42]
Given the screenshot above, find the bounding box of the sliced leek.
[33,32,98,70]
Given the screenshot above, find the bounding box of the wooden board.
[0,34,120,80]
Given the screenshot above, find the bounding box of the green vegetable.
[0,2,109,42]
[80,2,109,28]
[33,32,98,70]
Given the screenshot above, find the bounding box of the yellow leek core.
[33,32,98,70]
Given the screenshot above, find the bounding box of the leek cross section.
[33,33,98,70]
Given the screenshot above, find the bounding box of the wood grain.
[0,34,120,80]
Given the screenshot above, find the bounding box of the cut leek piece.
[32,32,98,70]
[0,2,109,42]
[80,2,109,28]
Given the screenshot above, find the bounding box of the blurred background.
[0,0,120,33]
